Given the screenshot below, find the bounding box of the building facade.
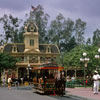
[0,20,60,79]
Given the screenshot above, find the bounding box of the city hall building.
[0,20,60,79]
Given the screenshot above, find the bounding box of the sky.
[0,0,100,40]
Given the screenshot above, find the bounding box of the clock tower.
[24,21,39,52]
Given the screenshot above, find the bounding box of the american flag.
[31,6,36,11]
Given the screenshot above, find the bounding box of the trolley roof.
[33,63,64,70]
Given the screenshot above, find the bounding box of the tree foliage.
[47,13,75,52]
[62,36,77,52]
[74,18,86,45]
[0,53,18,71]
[48,14,66,49]
[0,14,23,43]
[86,38,91,45]
[64,45,84,67]
[92,29,100,46]
[63,45,99,74]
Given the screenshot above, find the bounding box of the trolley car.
[33,63,65,95]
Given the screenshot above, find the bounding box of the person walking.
[8,76,12,90]
[2,77,6,86]
[93,71,100,94]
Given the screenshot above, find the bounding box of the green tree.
[92,29,100,46]
[63,45,99,74]
[48,14,75,52]
[64,45,84,68]
[0,14,22,43]
[0,53,18,72]
[17,26,24,43]
[62,36,77,52]
[86,38,91,45]
[48,13,65,49]
[83,45,99,74]
[74,18,86,45]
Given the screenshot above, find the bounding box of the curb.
[65,93,99,100]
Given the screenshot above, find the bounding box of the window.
[30,39,34,46]
[12,45,17,53]
[14,47,16,52]
[48,48,50,52]
[48,47,51,53]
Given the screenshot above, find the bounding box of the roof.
[3,43,59,54]
[3,43,25,53]
[33,66,64,70]
[39,44,59,53]
[33,63,64,70]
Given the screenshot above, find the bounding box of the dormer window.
[48,48,50,52]
[12,45,17,53]
[46,46,51,53]
[14,47,16,51]
[30,39,34,46]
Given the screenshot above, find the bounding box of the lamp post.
[95,48,100,73]
[26,64,31,83]
[80,52,90,87]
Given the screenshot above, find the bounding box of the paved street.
[0,87,86,100]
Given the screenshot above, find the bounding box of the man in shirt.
[93,71,100,94]
[8,77,12,90]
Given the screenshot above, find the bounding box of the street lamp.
[26,64,31,83]
[95,48,100,73]
[80,52,90,87]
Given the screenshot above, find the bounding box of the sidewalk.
[66,87,100,100]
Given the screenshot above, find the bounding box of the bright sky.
[0,0,100,40]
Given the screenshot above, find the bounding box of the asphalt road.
[0,87,86,100]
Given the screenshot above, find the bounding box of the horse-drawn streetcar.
[33,63,66,95]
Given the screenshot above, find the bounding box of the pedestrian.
[85,76,89,87]
[20,77,23,85]
[66,76,71,82]
[8,76,12,90]
[2,77,6,86]
[71,75,75,87]
[71,75,75,83]
[15,77,19,87]
[93,71,100,94]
